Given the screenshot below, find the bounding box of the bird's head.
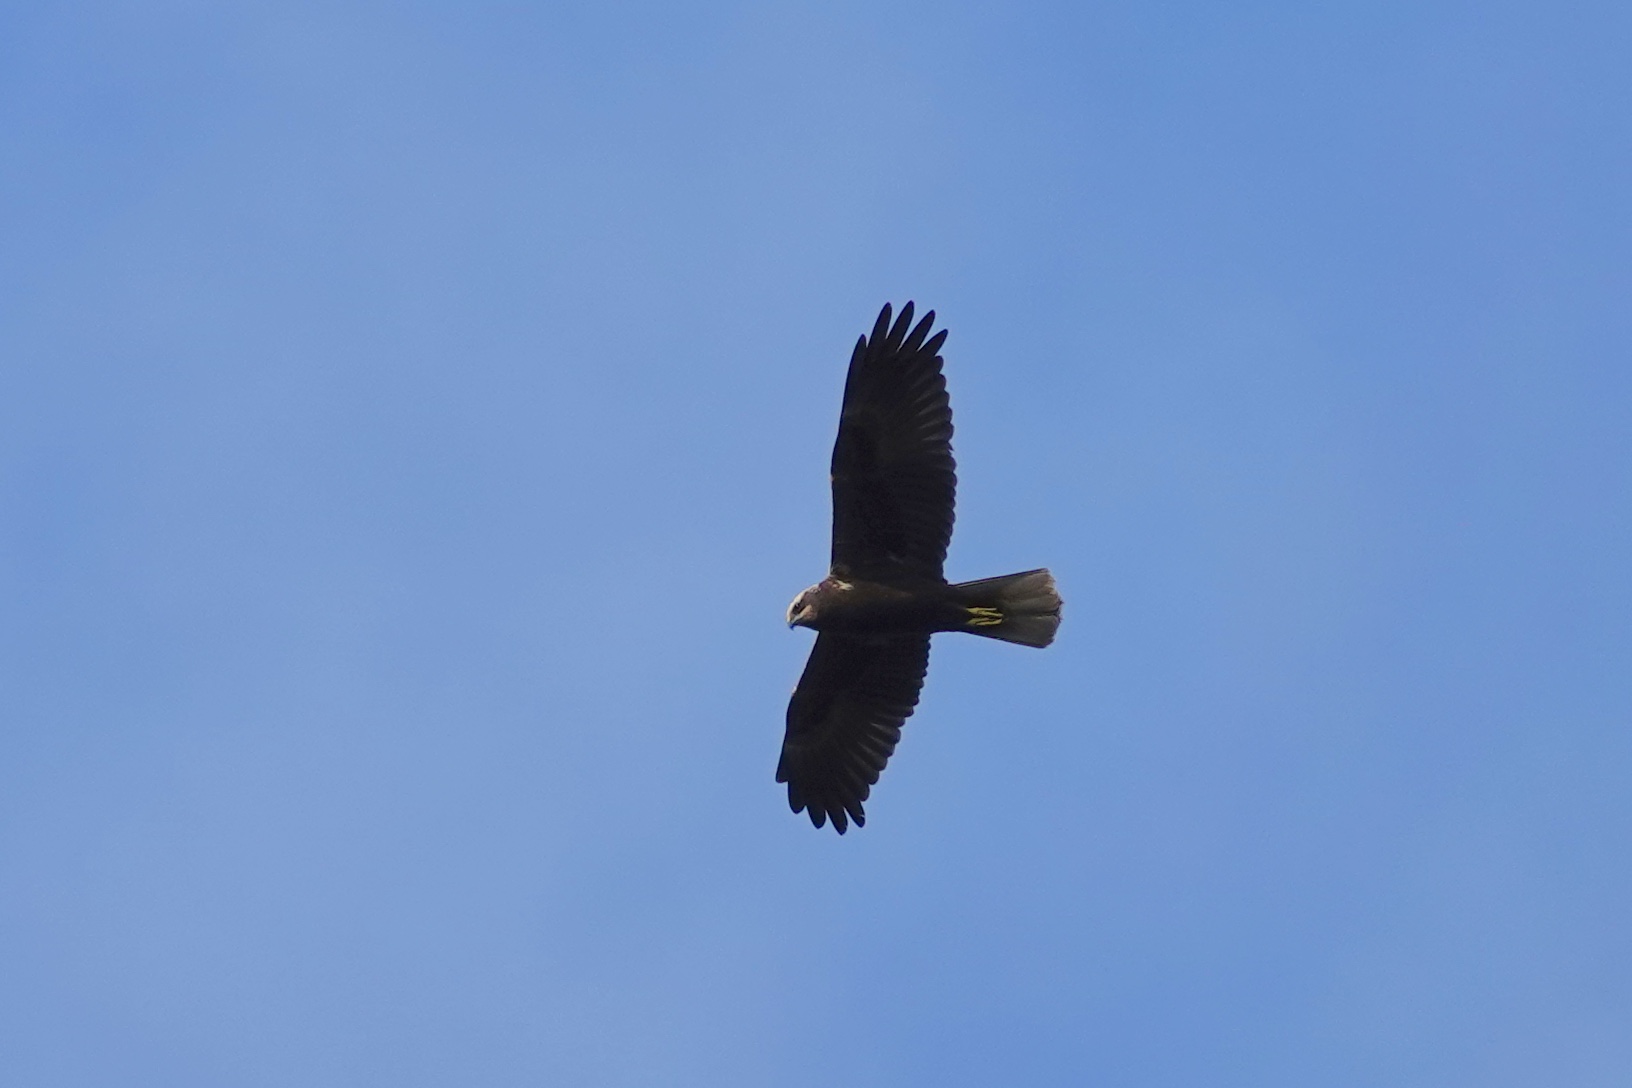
[787,586,820,629]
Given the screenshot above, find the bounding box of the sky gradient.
[3,2,1630,1085]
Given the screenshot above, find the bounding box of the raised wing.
[777,632,931,833]
[830,302,955,582]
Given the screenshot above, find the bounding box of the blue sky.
[3,2,1629,1085]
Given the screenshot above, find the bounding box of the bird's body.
[778,302,1062,833]
[789,576,967,636]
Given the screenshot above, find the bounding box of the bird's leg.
[965,606,1004,627]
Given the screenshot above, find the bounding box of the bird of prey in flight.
[779,302,1062,833]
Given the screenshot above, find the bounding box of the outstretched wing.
[830,302,955,582]
[777,633,931,833]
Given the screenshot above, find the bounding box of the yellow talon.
[966,607,1004,627]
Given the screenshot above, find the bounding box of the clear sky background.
[3,2,1629,1085]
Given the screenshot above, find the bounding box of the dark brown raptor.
[779,302,1062,832]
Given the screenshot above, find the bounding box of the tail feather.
[950,568,1062,647]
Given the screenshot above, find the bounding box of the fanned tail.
[950,568,1062,647]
